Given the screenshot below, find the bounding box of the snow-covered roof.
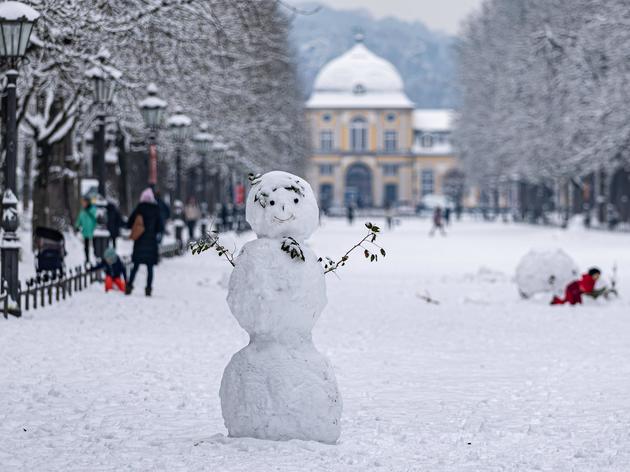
[0,1,40,21]
[413,109,454,132]
[306,92,413,109]
[307,39,413,110]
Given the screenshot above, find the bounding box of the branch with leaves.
[189,231,235,267]
[319,222,386,275]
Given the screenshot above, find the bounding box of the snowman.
[219,171,342,444]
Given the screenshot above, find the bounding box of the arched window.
[350,117,368,152]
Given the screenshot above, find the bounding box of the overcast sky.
[295,0,484,35]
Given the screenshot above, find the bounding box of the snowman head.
[246,171,319,241]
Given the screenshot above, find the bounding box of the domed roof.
[313,42,404,94]
[307,38,413,109]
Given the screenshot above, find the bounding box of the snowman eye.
[270,200,275,206]
[294,198,299,204]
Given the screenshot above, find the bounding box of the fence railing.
[1,240,185,319]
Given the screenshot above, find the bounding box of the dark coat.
[96,258,127,280]
[106,202,125,239]
[127,202,164,265]
[157,197,170,224]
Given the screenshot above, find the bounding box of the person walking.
[429,207,446,237]
[75,196,97,263]
[184,196,201,240]
[444,207,452,226]
[106,199,125,248]
[154,190,171,231]
[346,203,355,225]
[125,188,164,297]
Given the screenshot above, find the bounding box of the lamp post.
[166,107,191,247]
[193,123,213,205]
[193,122,213,234]
[0,1,39,313]
[138,83,167,186]
[166,107,191,202]
[86,59,117,259]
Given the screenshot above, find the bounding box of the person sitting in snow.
[95,247,127,293]
[551,267,605,305]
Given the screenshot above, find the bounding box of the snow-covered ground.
[1,219,629,471]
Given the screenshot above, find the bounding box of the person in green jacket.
[75,197,97,263]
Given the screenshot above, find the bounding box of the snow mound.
[515,249,579,298]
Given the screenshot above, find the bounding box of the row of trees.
[2,0,308,230]
[455,0,630,220]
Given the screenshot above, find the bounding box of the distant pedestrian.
[444,207,451,226]
[184,196,201,240]
[75,196,97,263]
[347,204,355,225]
[106,199,125,248]
[429,207,446,237]
[126,188,164,297]
[95,247,127,293]
[154,190,171,230]
[220,203,229,232]
[385,202,395,230]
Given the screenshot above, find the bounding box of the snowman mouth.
[274,215,295,222]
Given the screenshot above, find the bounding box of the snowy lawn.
[1,219,629,471]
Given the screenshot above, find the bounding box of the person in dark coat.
[429,207,446,237]
[125,188,164,297]
[106,200,125,248]
[154,190,171,231]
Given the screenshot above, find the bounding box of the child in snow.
[96,247,127,293]
[551,267,603,305]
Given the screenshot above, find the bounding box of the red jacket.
[552,273,597,305]
[578,274,596,294]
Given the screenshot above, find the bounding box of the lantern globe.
[0,1,40,60]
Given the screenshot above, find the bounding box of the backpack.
[130,214,145,241]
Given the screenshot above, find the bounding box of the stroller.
[34,226,66,273]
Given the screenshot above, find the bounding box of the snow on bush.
[515,249,579,298]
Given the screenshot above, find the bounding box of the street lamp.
[193,122,213,206]
[166,107,191,247]
[193,123,213,234]
[138,83,167,186]
[85,56,119,258]
[166,106,191,202]
[0,1,39,314]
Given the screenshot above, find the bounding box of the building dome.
[314,42,405,94]
[307,38,413,109]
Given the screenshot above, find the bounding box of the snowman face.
[246,171,319,241]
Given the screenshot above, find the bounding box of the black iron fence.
[1,241,183,319]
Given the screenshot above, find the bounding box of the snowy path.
[1,220,629,471]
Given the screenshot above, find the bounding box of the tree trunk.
[116,132,130,216]
[22,140,32,212]
[32,140,52,248]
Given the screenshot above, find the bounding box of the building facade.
[305,37,460,210]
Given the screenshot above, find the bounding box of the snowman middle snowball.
[220,171,342,444]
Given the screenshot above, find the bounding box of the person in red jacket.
[551,268,601,305]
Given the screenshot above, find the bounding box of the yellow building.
[305,37,460,210]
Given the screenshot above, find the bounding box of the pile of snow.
[515,248,579,298]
